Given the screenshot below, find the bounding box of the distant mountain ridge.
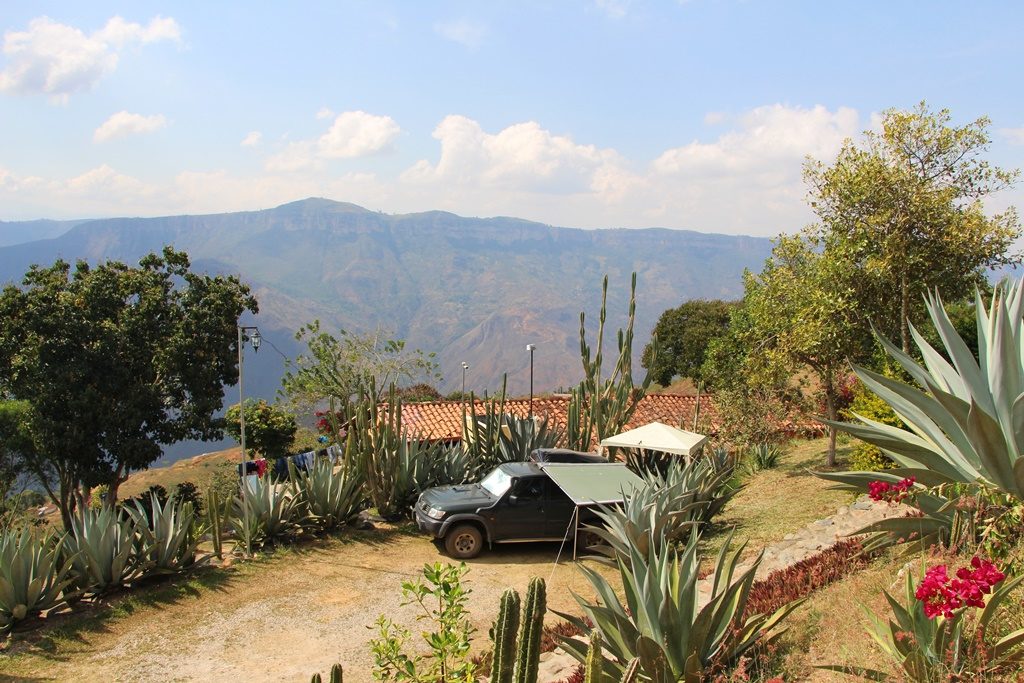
[0,198,773,462]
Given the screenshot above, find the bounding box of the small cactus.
[513,577,546,683]
[310,663,342,683]
[489,588,522,683]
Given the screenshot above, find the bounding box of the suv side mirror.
[508,494,519,505]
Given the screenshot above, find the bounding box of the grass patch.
[700,437,855,562]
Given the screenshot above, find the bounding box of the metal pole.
[526,345,535,418]
[237,326,250,558]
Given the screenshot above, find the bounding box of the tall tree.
[804,102,1020,353]
[728,234,874,465]
[0,247,257,529]
[641,299,736,388]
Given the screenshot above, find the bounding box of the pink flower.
[914,557,1005,619]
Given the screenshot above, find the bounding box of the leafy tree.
[281,321,440,415]
[225,399,298,460]
[804,101,1020,353]
[0,247,257,529]
[641,299,736,387]
[0,400,34,504]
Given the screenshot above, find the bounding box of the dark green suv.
[414,462,601,559]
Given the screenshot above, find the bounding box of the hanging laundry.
[255,458,268,478]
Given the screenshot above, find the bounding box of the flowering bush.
[867,476,915,504]
[915,556,1005,619]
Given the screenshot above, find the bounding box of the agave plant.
[743,442,781,474]
[64,505,145,593]
[588,458,737,562]
[496,413,563,464]
[293,457,366,531]
[230,476,299,548]
[128,493,206,577]
[430,443,474,487]
[0,528,76,632]
[818,280,1024,546]
[556,531,801,682]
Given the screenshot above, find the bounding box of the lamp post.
[461,361,469,399]
[236,325,260,557]
[526,344,536,418]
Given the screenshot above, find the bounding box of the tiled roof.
[398,392,823,442]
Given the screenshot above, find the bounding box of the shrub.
[743,442,782,474]
[0,528,75,632]
[843,377,903,472]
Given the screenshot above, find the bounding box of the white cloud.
[265,110,401,171]
[433,19,487,49]
[0,15,180,103]
[315,107,334,120]
[93,111,167,142]
[241,130,263,147]
[1002,127,1024,146]
[317,110,400,159]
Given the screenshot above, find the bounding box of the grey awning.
[540,463,644,506]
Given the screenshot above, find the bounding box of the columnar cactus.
[513,577,546,683]
[489,588,522,683]
[583,631,604,683]
[310,663,343,683]
[566,273,657,452]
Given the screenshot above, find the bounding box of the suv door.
[543,477,577,539]
[489,475,548,541]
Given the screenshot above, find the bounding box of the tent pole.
[573,506,579,561]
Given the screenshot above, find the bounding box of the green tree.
[730,234,874,465]
[0,400,35,505]
[0,247,257,529]
[804,101,1020,354]
[281,321,440,415]
[641,299,736,387]
[225,399,298,460]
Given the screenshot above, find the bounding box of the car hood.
[419,483,496,512]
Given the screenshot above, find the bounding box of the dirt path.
[2,525,611,682]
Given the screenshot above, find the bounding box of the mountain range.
[0,198,773,461]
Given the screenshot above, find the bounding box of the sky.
[0,1,1022,237]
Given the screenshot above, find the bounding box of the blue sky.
[1,1,1022,236]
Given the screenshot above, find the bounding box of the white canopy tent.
[599,421,709,457]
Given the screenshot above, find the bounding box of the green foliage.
[641,299,736,386]
[821,572,1024,681]
[225,399,298,460]
[804,101,1021,355]
[0,246,257,529]
[588,457,737,562]
[63,505,143,594]
[229,476,299,549]
[0,399,34,508]
[282,320,440,413]
[0,528,75,633]
[370,562,476,682]
[396,383,443,403]
[462,386,564,479]
[292,457,366,531]
[743,443,782,474]
[555,532,802,683]
[567,274,655,451]
[204,484,229,560]
[127,493,205,577]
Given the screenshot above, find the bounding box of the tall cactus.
[489,588,522,683]
[513,577,546,683]
[567,273,658,451]
[310,663,343,683]
[583,631,604,683]
[489,578,547,683]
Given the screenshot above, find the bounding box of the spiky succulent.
[0,528,76,632]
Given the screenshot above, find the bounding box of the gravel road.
[3,525,611,682]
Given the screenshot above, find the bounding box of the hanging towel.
[255,458,268,478]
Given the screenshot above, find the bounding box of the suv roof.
[529,448,607,464]
[497,461,545,477]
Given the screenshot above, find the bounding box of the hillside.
[0,198,772,460]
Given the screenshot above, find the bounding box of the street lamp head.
[461,361,469,370]
[526,344,536,352]
[250,329,261,353]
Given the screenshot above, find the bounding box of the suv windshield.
[480,467,513,497]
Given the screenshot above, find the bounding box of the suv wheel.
[445,524,483,559]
